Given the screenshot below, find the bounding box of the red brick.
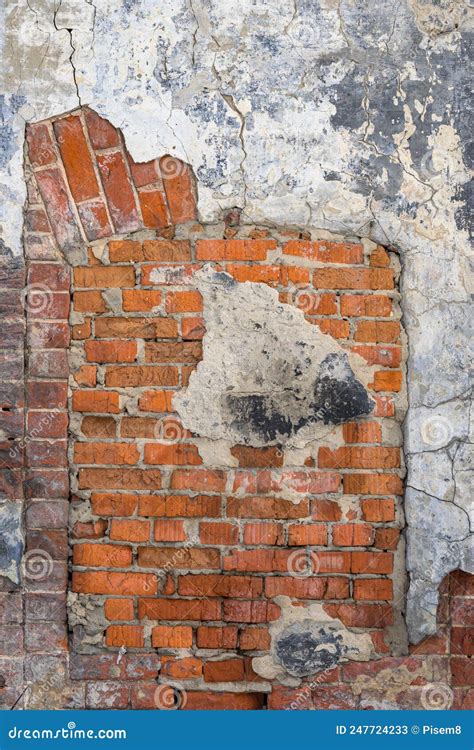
[110,519,151,543]
[239,627,271,651]
[96,151,140,233]
[74,442,139,466]
[138,494,220,518]
[340,294,392,317]
[374,528,400,550]
[243,522,283,545]
[351,551,393,574]
[84,109,120,150]
[81,416,116,438]
[106,625,144,648]
[352,345,401,368]
[84,340,137,363]
[332,523,374,546]
[222,600,280,623]
[27,381,67,409]
[325,603,393,628]
[170,469,226,493]
[145,341,202,363]
[129,157,160,188]
[295,291,337,314]
[373,396,395,417]
[311,499,342,521]
[371,370,403,392]
[355,321,400,343]
[104,599,134,621]
[227,496,309,519]
[154,520,187,542]
[197,626,238,649]
[288,524,327,546]
[138,598,220,621]
[78,468,161,491]
[77,198,113,241]
[160,656,203,679]
[182,316,206,340]
[27,411,68,439]
[54,115,99,202]
[230,445,284,468]
[95,317,177,339]
[122,290,162,311]
[226,264,280,284]
[141,239,192,262]
[343,473,403,495]
[105,366,179,387]
[152,626,193,648]
[283,240,363,264]
[370,246,391,267]
[159,156,196,223]
[451,657,474,686]
[73,543,132,567]
[72,390,120,413]
[361,498,395,522]
[74,266,135,288]
[145,443,202,468]
[90,493,137,516]
[199,522,239,545]
[314,268,394,290]
[138,547,220,570]
[28,262,70,291]
[354,579,393,601]
[178,574,262,599]
[223,549,297,573]
[27,123,56,167]
[138,188,169,228]
[204,658,245,682]
[166,290,203,313]
[73,290,108,313]
[141,263,200,286]
[35,168,82,250]
[73,571,157,595]
[138,390,175,412]
[196,239,276,260]
[318,446,400,469]
[342,422,382,443]
[264,577,349,600]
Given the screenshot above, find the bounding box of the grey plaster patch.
[405,486,473,642]
[174,266,375,448]
[252,599,374,685]
[0,502,23,584]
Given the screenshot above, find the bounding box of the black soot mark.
[226,352,374,443]
[276,626,346,677]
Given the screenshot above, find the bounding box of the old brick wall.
[0,107,471,710]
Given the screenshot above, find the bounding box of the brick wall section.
[0,107,471,710]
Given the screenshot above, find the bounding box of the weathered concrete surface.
[1,0,472,641]
[0,503,23,584]
[175,266,375,447]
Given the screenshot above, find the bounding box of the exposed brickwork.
[0,107,470,710]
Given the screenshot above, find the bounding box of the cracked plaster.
[1,0,473,642]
